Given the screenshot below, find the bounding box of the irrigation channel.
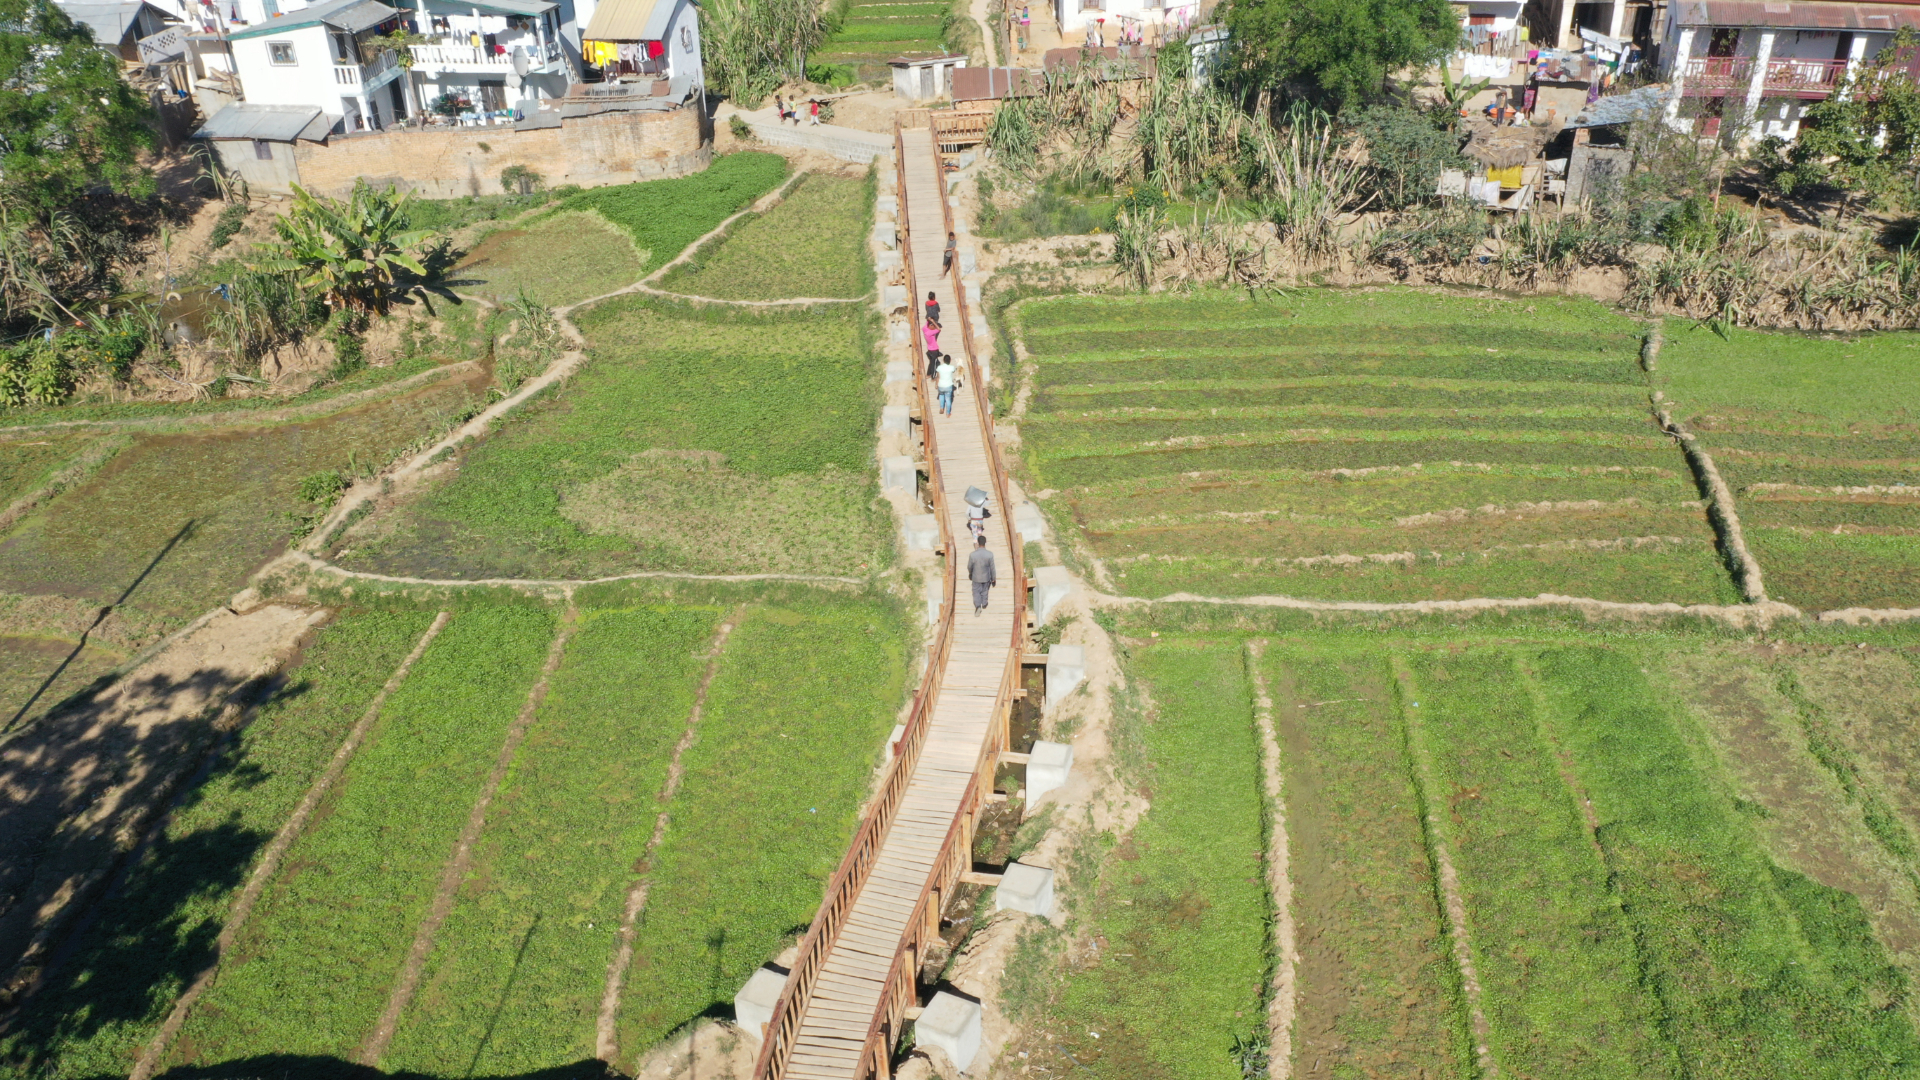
[750,123,1028,1079]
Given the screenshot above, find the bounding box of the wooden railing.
[749,121,961,1080]
[848,118,1027,1080]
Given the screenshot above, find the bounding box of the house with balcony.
[217,0,576,133]
[1659,0,1920,140]
[1050,0,1208,49]
[578,0,702,97]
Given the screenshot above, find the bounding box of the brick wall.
[290,106,709,199]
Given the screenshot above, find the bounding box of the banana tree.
[251,180,433,313]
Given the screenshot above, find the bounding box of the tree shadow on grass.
[144,1057,612,1079]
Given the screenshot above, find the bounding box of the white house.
[1657,0,1920,141]
[580,0,702,98]
[1051,0,1203,47]
[222,0,574,132]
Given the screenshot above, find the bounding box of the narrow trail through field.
[125,610,452,1080]
[632,283,868,308]
[1393,658,1499,1079]
[278,549,867,594]
[596,608,742,1063]
[358,612,578,1066]
[1246,641,1297,1080]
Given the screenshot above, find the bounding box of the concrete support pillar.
[903,513,939,550]
[881,404,911,435]
[882,454,915,491]
[884,360,912,385]
[1026,739,1073,802]
[1555,0,1576,50]
[925,574,943,624]
[1841,31,1871,99]
[995,861,1056,919]
[916,991,983,1071]
[1608,0,1627,41]
[1744,30,1776,138]
[733,965,789,1040]
[1666,27,1696,121]
[1013,501,1046,544]
[1030,565,1074,623]
[1045,645,1084,711]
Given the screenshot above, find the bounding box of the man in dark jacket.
[967,534,995,615]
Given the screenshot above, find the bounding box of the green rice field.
[813,0,952,75]
[1014,289,1734,604]
[1020,622,1920,1079]
[1658,322,1920,610]
[337,297,891,580]
[661,172,872,302]
[0,595,909,1079]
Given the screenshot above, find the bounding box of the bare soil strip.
[357,612,578,1066]
[595,609,742,1063]
[1391,658,1498,1078]
[1245,641,1297,1079]
[127,610,452,1080]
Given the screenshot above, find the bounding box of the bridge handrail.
[748,123,959,1080]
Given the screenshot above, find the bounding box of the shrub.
[297,469,346,503]
[499,164,544,195]
[207,202,249,250]
[1349,103,1470,210]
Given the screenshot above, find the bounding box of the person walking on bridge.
[925,291,941,327]
[935,353,957,415]
[968,534,995,615]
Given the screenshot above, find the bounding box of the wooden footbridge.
[749,123,1027,1079]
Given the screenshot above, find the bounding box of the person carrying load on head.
[965,485,991,542]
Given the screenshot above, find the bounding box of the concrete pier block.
[885,360,912,384]
[925,574,944,624]
[1031,565,1074,623]
[733,965,789,1040]
[916,990,983,1072]
[1026,739,1073,803]
[882,455,915,491]
[890,319,909,344]
[882,284,907,311]
[971,314,990,341]
[888,722,906,757]
[1013,502,1047,544]
[1046,645,1085,710]
[994,861,1056,920]
[877,194,898,216]
[876,249,902,275]
[958,247,977,275]
[874,222,897,250]
[881,405,911,434]
[903,513,940,551]
[963,278,982,304]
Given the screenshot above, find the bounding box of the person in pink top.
[922,319,940,354]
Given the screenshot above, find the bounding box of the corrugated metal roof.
[1674,1,1920,29]
[56,0,168,45]
[1564,83,1674,127]
[193,102,324,140]
[321,0,396,32]
[228,0,395,40]
[469,0,556,15]
[582,0,662,41]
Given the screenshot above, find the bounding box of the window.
[331,30,359,64]
[268,40,295,64]
[253,138,273,160]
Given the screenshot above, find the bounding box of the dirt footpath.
[0,603,324,1003]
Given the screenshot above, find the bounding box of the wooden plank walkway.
[781,126,1018,1079]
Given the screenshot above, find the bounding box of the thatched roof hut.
[1463,128,1549,170]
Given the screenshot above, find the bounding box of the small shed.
[890,54,967,102]
[56,0,177,61]
[193,103,332,193]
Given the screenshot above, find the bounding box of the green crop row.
[340,299,888,581]
[1109,543,1738,605]
[553,152,789,275]
[1736,497,1920,532]
[1038,640,1270,1079]
[1017,288,1640,337]
[1530,645,1920,1078]
[1657,320,1920,429]
[1028,352,1646,389]
[1022,415,1660,451]
[1031,439,1686,490]
[663,172,872,302]
[1025,325,1632,361]
[1744,530,1920,612]
[826,20,944,41]
[382,606,721,1075]
[612,600,908,1063]
[1033,375,1644,409]
[1265,641,1470,1079]
[453,209,647,307]
[0,610,440,1080]
[1398,648,1673,1079]
[1064,466,1695,528]
[166,605,560,1069]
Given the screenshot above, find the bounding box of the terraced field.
[1023,625,1920,1080]
[1658,323,1920,611]
[1014,289,1733,604]
[813,0,953,79]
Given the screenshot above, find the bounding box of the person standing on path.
[809,98,821,125]
[968,534,995,615]
[942,232,957,274]
[925,291,941,327]
[923,317,940,356]
[935,354,957,415]
[1019,4,1030,49]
